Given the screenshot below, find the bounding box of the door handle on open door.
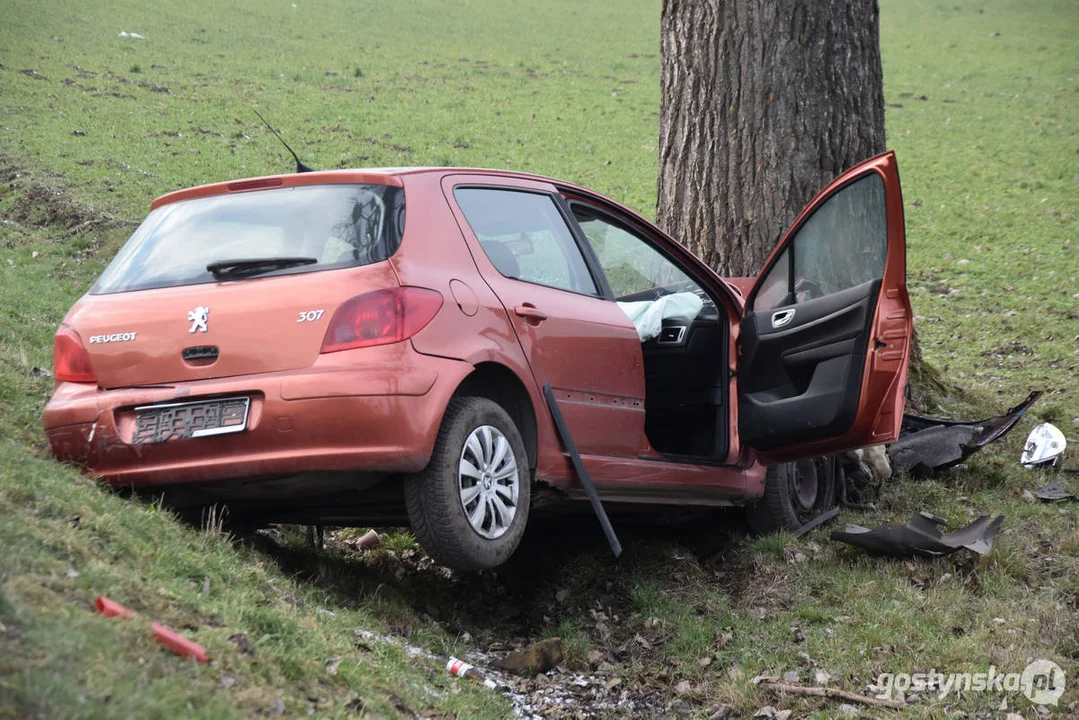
[771,308,796,329]
[514,304,548,325]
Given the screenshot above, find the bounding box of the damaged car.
[44,152,913,570]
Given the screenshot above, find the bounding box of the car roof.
[149,166,751,307]
[149,166,582,210]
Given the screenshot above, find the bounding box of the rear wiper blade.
[207,257,317,280]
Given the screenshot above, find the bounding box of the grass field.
[1,0,1077,718]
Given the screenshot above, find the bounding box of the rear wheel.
[746,456,838,534]
[405,396,530,571]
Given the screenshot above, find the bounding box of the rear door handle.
[771,308,796,329]
[514,304,548,325]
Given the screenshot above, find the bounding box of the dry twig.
[753,675,906,710]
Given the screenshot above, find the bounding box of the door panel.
[739,279,880,449]
[441,175,647,462]
[501,287,646,460]
[740,151,912,463]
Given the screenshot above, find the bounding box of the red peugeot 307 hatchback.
[44,152,912,570]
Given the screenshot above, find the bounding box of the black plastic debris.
[794,506,841,537]
[543,382,622,559]
[1033,479,1075,502]
[831,511,1004,558]
[889,391,1041,478]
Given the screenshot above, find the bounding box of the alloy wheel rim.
[458,425,519,540]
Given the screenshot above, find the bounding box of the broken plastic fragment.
[1021,422,1066,468]
[889,392,1041,478]
[831,512,1003,558]
[1033,479,1075,502]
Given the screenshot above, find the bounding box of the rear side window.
[453,188,598,296]
[92,183,405,294]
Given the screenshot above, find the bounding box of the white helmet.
[1021,423,1066,468]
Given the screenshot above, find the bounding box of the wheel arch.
[451,362,539,471]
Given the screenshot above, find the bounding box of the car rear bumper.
[43,343,473,486]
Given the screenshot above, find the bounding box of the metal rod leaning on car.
[542,382,622,558]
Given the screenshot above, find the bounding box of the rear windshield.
[91,183,405,294]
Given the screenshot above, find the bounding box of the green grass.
[0,449,510,718]
[1,0,1077,717]
[883,0,1079,420]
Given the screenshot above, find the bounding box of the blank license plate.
[133,397,250,445]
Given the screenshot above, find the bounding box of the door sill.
[637,452,740,469]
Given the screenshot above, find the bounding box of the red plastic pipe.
[95,596,136,619]
[152,623,209,663]
[95,595,209,663]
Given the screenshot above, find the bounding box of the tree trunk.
[657,0,886,278]
[657,0,947,409]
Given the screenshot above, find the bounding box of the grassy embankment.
[1,0,1076,717]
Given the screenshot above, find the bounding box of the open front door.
[738,151,912,464]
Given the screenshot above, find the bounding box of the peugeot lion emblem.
[188,306,210,333]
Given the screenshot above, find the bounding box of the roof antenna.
[252,108,313,173]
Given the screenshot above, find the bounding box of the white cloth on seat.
[616,292,704,342]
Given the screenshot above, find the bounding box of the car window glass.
[753,247,791,311]
[453,188,598,295]
[752,173,887,311]
[92,184,404,294]
[573,209,701,300]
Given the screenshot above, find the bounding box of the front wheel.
[745,456,838,534]
[405,396,531,571]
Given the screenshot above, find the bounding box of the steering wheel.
[795,277,824,301]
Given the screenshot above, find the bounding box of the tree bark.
[657,0,886,278]
[657,0,946,408]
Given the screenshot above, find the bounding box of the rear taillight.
[54,325,97,383]
[320,287,443,353]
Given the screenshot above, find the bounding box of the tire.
[746,456,838,534]
[405,396,531,572]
